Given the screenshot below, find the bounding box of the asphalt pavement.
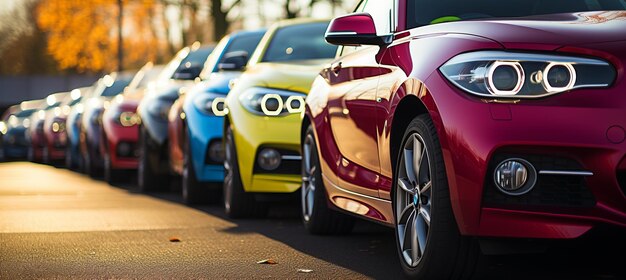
[0,162,624,279]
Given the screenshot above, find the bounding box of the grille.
[483,154,595,208]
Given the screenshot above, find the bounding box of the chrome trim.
[281,155,302,161]
[326,31,358,36]
[539,170,594,176]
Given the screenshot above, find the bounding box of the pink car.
[302,0,626,277]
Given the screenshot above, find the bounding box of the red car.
[43,88,84,163]
[27,92,70,163]
[101,62,164,183]
[302,1,626,278]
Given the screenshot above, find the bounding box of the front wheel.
[137,126,167,192]
[394,115,479,279]
[104,146,124,184]
[301,124,354,234]
[223,126,267,218]
[182,126,210,205]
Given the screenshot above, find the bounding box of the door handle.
[331,62,342,75]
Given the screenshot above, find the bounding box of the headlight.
[239,87,306,116]
[147,101,171,120]
[193,94,228,116]
[52,121,66,133]
[115,111,140,127]
[0,121,6,135]
[440,51,616,98]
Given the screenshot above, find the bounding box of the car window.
[262,22,337,63]
[407,0,626,28]
[180,47,212,68]
[101,78,131,97]
[15,109,36,119]
[202,32,266,76]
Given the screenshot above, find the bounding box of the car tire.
[65,144,74,170]
[182,126,210,205]
[223,126,267,218]
[104,147,123,184]
[85,142,102,178]
[137,125,166,192]
[301,124,355,234]
[393,114,479,279]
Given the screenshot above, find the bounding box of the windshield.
[407,0,626,27]
[262,22,337,62]
[15,109,36,118]
[101,78,131,97]
[204,32,265,75]
[158,47,212,81]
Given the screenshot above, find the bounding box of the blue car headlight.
[193,94,228,116]
[238,87,306,116]
[440,51,616,98]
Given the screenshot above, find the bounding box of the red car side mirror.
[325,13,392,46]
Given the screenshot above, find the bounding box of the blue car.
[136,44,214,191]
[65,87,93,170]
[0,101,40,161]
[168,29,266,204]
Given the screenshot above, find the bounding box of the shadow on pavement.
[108,177,625,280]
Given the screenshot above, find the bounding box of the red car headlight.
[440,51,616,98]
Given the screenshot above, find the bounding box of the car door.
[327,0,394,197]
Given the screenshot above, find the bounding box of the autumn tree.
[0,0,59,75]
[36,0,165,73]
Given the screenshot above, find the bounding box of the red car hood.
[413,11,626,49]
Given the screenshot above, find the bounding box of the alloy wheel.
[396,133,432,267]
[301,134,317,222]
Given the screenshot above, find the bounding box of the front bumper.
[104,120,139,170]
[426,71,626,239]
[2,129,29,158]
[186,106,225,182]
[228,103,302,193]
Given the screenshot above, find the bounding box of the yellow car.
[223,18,337,218]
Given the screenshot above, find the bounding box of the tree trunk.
[211,0,229,42]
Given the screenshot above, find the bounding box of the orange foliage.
[36,0,164,73]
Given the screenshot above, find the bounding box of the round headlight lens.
[119,112,140,127]
[487,61,524,96]
[543,62,576,92]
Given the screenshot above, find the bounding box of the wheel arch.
[389,94,430,175]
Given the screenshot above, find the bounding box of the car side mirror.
[218,51,249,71]
[173,64,203,80]
[325,13,392,46]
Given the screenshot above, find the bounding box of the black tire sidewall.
[393,115,457,278]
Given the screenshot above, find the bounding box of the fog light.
[207,141,224,163]
[117,142,132,157]
[257,148,281,171]
[494,158,536,195]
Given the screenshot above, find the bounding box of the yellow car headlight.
[239,87,305,117]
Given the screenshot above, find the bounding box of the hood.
[416,11,626,48]
[198,71,242,95]
[242,59,330,94]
